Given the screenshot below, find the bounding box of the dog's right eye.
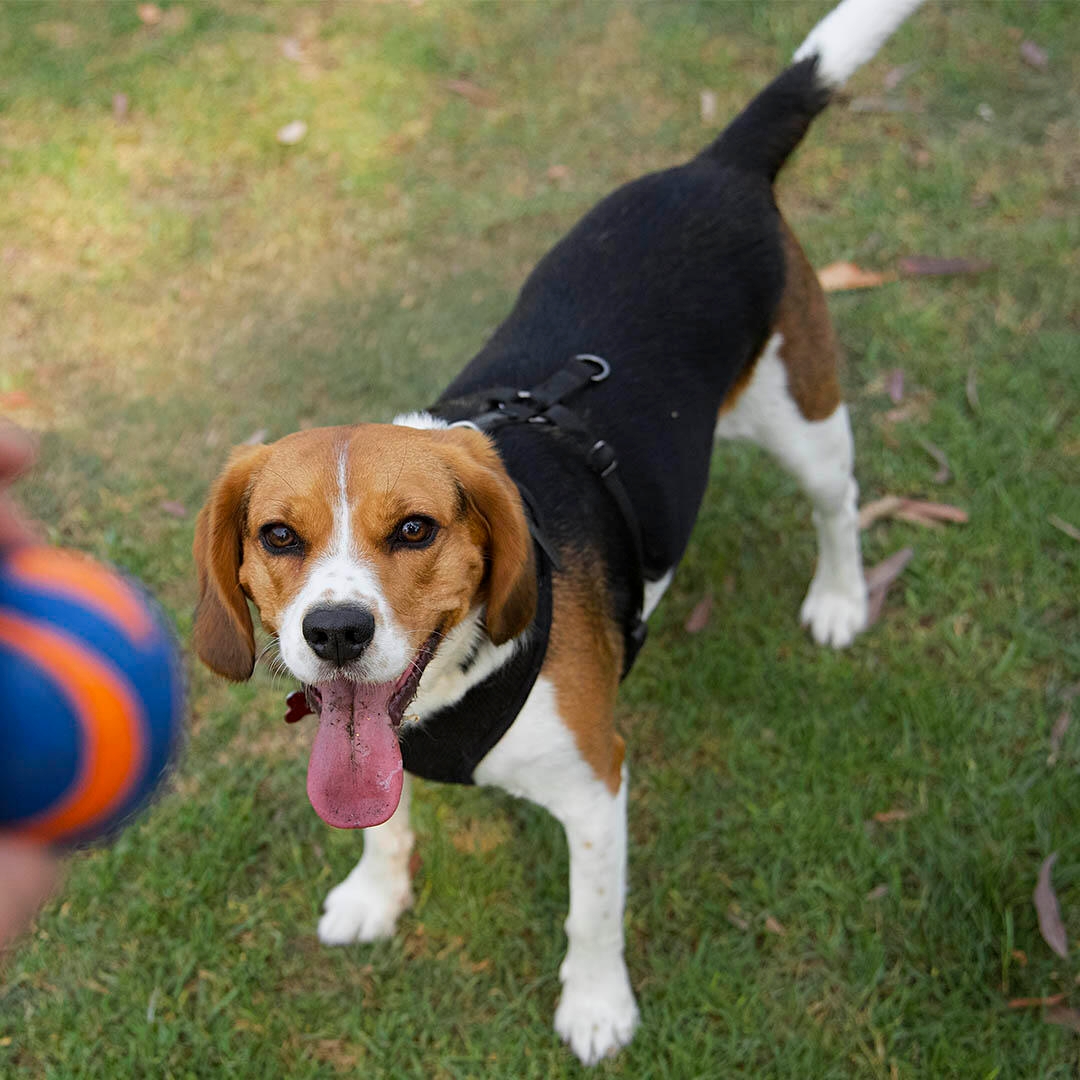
[260,523,303,553]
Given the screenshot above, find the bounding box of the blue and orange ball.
[0,545,184,847]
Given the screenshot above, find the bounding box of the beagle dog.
[193,0,924,1063]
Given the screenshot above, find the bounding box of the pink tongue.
[306,679,404,829]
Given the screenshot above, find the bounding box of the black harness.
[399,354,649,785]
[398,530,554,783]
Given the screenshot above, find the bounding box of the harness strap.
[454,353,648,677]
[397,532,554,784]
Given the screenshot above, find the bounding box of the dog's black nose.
[302,605,376,666]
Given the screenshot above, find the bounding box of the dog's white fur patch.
[642,569,674,620]
[715,333,867,647]
[392,410,449,430]
[794,0,925,88]
[277,447,412,685]
[409,608,524,717]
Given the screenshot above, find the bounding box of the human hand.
[0,422,37,546]
[0,839,61,947]
[0,424,59,947]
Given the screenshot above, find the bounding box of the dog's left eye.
[392,516,438,549]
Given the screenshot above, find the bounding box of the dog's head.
[192,423,535,826]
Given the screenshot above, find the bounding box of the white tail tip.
[793,0,926,88]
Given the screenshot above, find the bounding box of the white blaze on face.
[276,447,412,685]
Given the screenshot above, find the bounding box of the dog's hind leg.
[715,223,867,647]
[317,773,416,944]
[715,337,867,647]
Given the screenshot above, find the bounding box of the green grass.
[2,1,1079,1076]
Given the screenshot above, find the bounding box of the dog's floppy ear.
[435,427,537,645]
[192,444,269,681]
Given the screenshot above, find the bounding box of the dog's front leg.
[552,763,638,1065]
[318,773,415,945]
[475,678,639,1065]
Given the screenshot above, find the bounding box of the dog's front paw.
[800,578,868,648]
[317,870,413,946]
[555,957,639,1065]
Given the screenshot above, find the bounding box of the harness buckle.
[574,354,611,382]
[588,439,617,478]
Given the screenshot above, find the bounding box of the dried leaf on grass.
[866,547,914,593]
[859,498,967,531]
[899,255,993,277]
[894,500,968,529]
[764,915,787,937]
[159,500,187,518]
[818,261,894,292]
[866,884,889,901]
[865,547,914,627]
[1049,515,1080,543]
[887,368,905,405]
[684,593,713,634]
[137,4,163,26]
[112,93,129,121]
[243,428,269,445]
[859,496,904,530]
[1034,853,1069,959]
[1008,993,1066,1009]
[872,808,912,824]
[904,500,969,524]
[1045,1006,1080,1033]
[1048,710,1071,767]
[1020,41,1049,71]
[445,79,496,108]
[918,438,951,484]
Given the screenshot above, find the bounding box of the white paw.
[555,958,639,1065]
[317,870,413,946]
[800,578,868,648]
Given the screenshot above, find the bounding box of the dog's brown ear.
[436,427,537,645]
[192,444,269,681]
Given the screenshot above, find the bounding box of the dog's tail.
[705,0,925,183]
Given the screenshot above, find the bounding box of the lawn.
[2,1,1078,1076]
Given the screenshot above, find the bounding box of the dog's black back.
[437,58,830,604]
